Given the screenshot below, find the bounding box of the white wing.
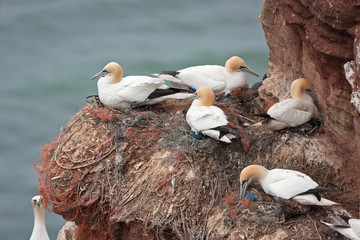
[321,221,360,240]
[115,76,164,102]
[349,219,360,239]
[177,65,227,93]
[265,169,318,199]
[186,105,228,132]
[268,99,314,127]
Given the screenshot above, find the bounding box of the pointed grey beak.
[240,180,249,200]
[305,89,318,103]
[240,66,259,77]
[186,93,198,100]
[91,69,109,80]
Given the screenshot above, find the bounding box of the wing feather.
[266,169,318,199]
[177,66,227,93]
[186,105,228,131]
[115,76,164,102]
[268,99,314,127]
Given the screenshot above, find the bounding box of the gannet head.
[31,195,43,209]
[195,86,215,106]
[239,165,268,199]
[225,56,259,77]
[91,62,123,84]
[291,78,318,103]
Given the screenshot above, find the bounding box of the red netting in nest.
[34,108,116,240]
[34,90,341,240]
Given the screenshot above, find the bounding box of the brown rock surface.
[259,0,360,217]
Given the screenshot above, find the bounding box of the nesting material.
[35,89,348,240]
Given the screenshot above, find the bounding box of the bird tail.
[317,198,339,206]
[251,122,264,128]
[320,221,334,228]
[250,113,273,128]
[292,195,339,206]
[151,71,180,83]
[163,80,195,93]
[201,130,235,143]
[338,215,351,224]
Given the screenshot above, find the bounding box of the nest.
[35,88,349,240]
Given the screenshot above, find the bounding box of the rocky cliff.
[259,0,360,154]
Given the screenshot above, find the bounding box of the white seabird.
[30,195,50,240]
[154,56,259,95]
[239,165,338,206]
[322,215,360,240]
[253,78,318,130]
[186,86,239,143]
[91,62,193,109]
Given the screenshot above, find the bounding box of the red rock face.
[259,0,360,150]
[259,0,360,213]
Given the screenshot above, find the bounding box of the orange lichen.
[264,101,276,112]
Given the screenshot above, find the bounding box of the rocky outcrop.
[37,92,349,240]
[259,0,360,214]
[259,0,360,142]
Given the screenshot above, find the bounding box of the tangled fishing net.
[34,88,347,240]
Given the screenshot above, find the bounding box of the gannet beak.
[186,93,199,100]
[240,180,249,200]
[305,89,318,103]
[240,66,259,77]
[91,69,109,80]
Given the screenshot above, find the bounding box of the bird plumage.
[254,78,317,130]
[92,62,193,109]
[239,165,338,206]
[186,87,238,143]
[30,195,50,240]
[322,216,360,240]
[154,56,259,95]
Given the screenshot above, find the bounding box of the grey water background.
[0,0,268,239]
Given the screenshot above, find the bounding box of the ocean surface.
[0,0,267,239]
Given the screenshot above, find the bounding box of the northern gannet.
[254,78,318,130]
[154,56,259,95]
[322,215,360,240]
[92,62,193,109]
[30,195,50,240]
[239,165,338,206]
[186,86,239,143]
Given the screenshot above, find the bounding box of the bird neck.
[191,99,202,107]
[112,70,123,84]
[292,89,314,104]
[33,206,46,231]
[225,62,235,73]
[291,87,304,101]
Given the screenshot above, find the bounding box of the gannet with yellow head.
[30,195,50,240]
[239,165,338,206]
[322,215,360,240]
[92,62,193,109]
[186,86,239,143]
[153,56,259,95]
[254,78,318,130]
